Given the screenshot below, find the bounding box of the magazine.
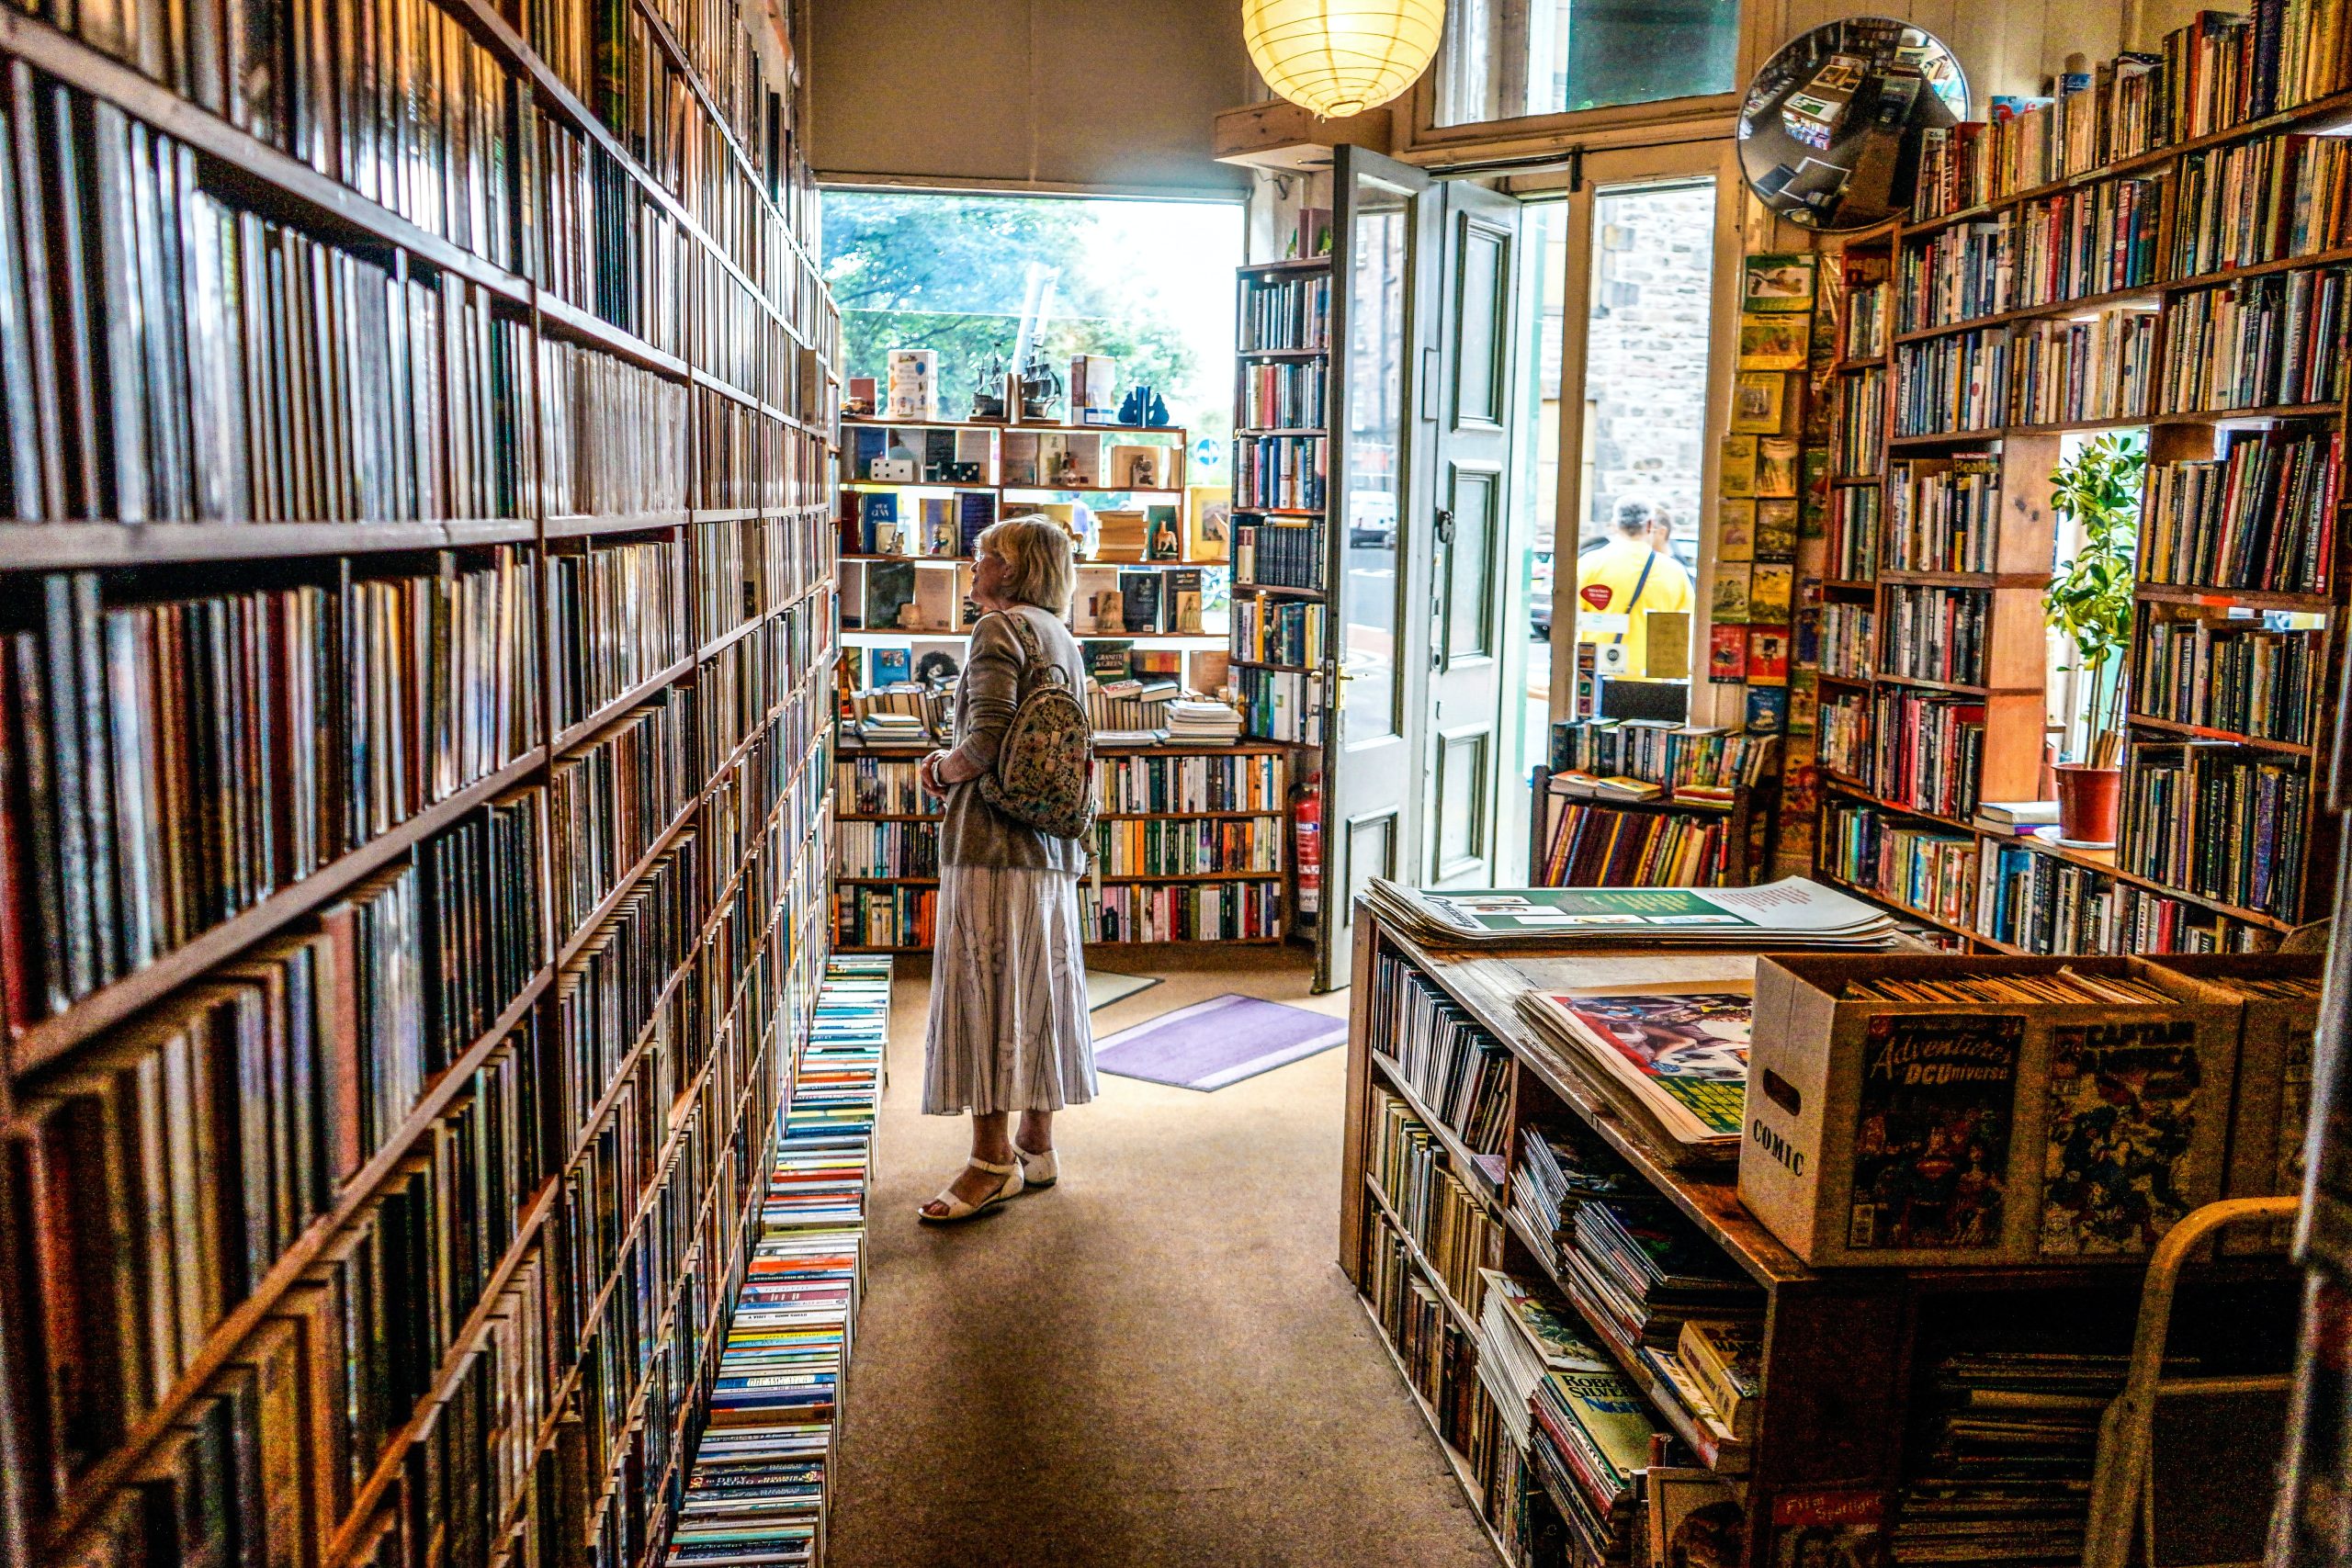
[1367,875,1899,951]
[1519,986,1754,1150]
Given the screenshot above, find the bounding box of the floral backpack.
[978,610,1097,841]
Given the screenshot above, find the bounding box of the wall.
[807,0,1252,197]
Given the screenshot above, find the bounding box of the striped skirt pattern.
[922,863,1098,1115]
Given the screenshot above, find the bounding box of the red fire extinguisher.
[1295,771,1322,918]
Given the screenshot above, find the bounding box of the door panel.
[1423,180,1521,889]
[1317,143,1432,992]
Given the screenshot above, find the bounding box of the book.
[1676,1319,1762,1438]
[1519,985,1754,1154]
[1370,878,1899,951]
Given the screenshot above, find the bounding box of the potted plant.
[2043,434,2145,845]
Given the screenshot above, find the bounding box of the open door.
[1422,182,1521,889]
[1316,144,1431,992]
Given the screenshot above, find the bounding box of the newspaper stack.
[1363,875,1902,951]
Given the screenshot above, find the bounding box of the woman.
[914,515,1097,1222]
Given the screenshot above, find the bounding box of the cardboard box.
[1742,955,2241,1267]
[2145,953,2324,1253]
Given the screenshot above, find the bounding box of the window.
[1435,0,1740,129]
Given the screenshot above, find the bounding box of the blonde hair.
[976,513,1076,615]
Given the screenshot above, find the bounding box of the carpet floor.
[826,947,1498,1568]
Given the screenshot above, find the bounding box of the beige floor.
[825,947,1498,1568]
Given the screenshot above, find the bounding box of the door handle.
[1432,507,1455,546]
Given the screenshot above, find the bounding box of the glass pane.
[1342,177,1411,742]
[1572,179,1715,699]
[1519,200,1568,759]
[1436,0,1739,128]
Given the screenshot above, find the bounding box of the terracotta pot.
[2052,763,2122,845]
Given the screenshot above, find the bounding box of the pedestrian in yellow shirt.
[1576,497,1693,677]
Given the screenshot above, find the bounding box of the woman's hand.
[919,749,952,795]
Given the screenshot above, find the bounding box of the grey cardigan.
[939,605,1091,872]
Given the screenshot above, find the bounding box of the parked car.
[1530,550,1554,637]
[1347,490,1397,548]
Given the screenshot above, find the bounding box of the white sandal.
[1013,1142,1058,1188]
[916,1157,1025,1223]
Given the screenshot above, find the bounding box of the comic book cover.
[1848,1014,2022,1251]
[1552,991,1753,1140]
[2041,1020,2206,1256]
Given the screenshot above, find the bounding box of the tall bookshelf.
[1231,257,1332,751]
[1810,33,2352,957]
[0,0,842,1563]
[831,740,1290,951]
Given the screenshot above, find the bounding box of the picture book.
[1529,987,1754,1145]
[1742,252,1817,314]
[2040,1020,2207,1256]
[1186,486,1232,561]
[1719,434,1758,497]
[910,640,963,686]
[957,491,997,556]
[868,646,911,685]
[1769,1489,1883,1568]
[863,560,917,630]
[1738,313,1808,369]
[1746,626,1790,683]
[1708,624,1747,683]
[1645,1468,1744,1568]
[1730,371,1789,434]
[1749,562,1794,621]
[1754,499,1799,559]
[1743,683,1787,734]
[1756,437,1801,498]
[1711,564,1751,623]
[1847,1013,2021,1252]
[1717,501,1756,561]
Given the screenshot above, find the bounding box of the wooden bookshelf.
[831,741,1292,950]
[1340,910,2298,1566]
[1807,65,2352,957]
[0,0,842,1565]
[1527,766,1782,889]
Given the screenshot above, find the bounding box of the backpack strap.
[989,608,1069,691]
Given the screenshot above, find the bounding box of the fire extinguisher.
[1295,771,1322,918]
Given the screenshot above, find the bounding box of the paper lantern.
[1242,0,1446,120]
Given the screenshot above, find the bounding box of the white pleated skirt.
[922,863,1098,1115]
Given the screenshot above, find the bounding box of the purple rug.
[1093,994,1349,1091]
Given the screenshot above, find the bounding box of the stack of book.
[1365,877,1902,953]
[1529,1360,1660,1562]
[1474,1269,1615,1452]
[1557,1198,1763,1361]
[671,957,888,1568]
[1370,951,1517,1159]
[1890,1352,2141,1566]
[1165,698,1245,743]
[1510,1122,1646,1278]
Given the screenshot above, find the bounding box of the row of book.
[837,750,1286,818]
[1887,456,2000,573]
[1369,951,1514,1159]
[1896,175,2161,333]
[833,883,932,949]
[1090,818,1281,877]
[2159,265,2350,412]
[2005,306,2158,425]
[1363,1211,1487,1480]
[1910,6,2352,219]
[672,956,887,1567]
[1826,486,1880,581]
[1080,878,1283,942]
[1822,800,1980,931]
[1842,280,1890,360]
[1235,665,1323,747]
[1237,270,1331,354]
[2137,423,2339,592]
[1544,720,1776,797]
[695,510,836,651]
[1367,1088,1498,1316]
[2132,615,2319,744]
[1880,584,1991,686]
[1867,688,1988,821]
[541,339,693,519]
[2120,740,2312,918]
[2173,131,2352,277]
[1238,359,1327,430]
[1977,833,2275,953]
[551,696,695,935]
[832,821,937,880]
[1231,595,1326,667]
[1833,366,1887,478]
[1538,802,1738,890]
[1819,602,1876,682]
[1233,519,1327,592]
[1233,434,1326,512]
[0,558,542,1027]
[1818,689,1870,783]
[549,536,695,731]
[0,73,532,524]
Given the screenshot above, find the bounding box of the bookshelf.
[831,740,1290,951]
[1231,256,1332,751]
[0,0,842,1564]
[1807,36,2352,957]
[1340,909,2298,1566]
